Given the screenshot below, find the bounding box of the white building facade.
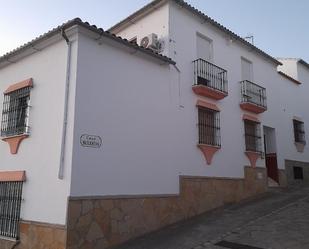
[0,1,308,248]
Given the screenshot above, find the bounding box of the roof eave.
[108,0,167,34]
[0,18,80,67]
[0,18,175,68]
[78,21,175,65]
[108,0,282,66]
[298,59,309,70]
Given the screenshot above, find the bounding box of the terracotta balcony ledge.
[240,102,267,114]
[192,85,228,100]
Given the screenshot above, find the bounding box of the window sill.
[2,134,29,154]
[0,235,19,242]
[197,144,220,165]
[245,151,261,168]
[295,142,306,153]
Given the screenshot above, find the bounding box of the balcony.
[192,58,228,100]
[240,80,267,114]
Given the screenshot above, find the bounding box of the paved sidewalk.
[115,185,309,249]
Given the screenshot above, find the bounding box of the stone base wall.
[67,166,267,249]
[285,159,309,185]
[278,169,288,187]
[0,239,17,249]
[0,221,66,249]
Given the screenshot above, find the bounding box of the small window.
[1,87,31,137]
[0,181,23,239]
[293,166,304,180]
[244,119,261,152]
[293,119,305,144]
[198,107,220,146]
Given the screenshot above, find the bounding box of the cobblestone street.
[116,185,309,249]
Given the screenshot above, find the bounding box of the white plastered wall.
[277,58,299,80]
[70,31,181,196]
[70,2,309,197]
[0,35,78,225]
[115,2,170,56]
[168,1,309,175]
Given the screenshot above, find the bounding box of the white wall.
[70,32,181,196]
[278,59,299,80]
[298,63,309,85]
[70,2,309,197]
[0,36,77,225]
[116,3,171,57]
[168,1,309,174]
[274,73,309,164]
[167,2,267,178]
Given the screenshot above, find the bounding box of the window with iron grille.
[293,119,305,144]
[1,87,31,137]
[198,107,221,147]
[244,120,261,152]
[0,181,23,239]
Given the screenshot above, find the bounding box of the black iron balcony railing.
[193,58,228,94]
[240,80,267,108]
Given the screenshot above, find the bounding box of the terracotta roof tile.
[0,18,175,66]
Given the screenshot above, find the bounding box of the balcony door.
[196,33,213,62]
[241,57,253,82]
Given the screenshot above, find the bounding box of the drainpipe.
[58,29,72,179]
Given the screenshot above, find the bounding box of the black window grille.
[1,87,31,137]
[193,58,228,94]
[240,80,267,108]
[244,120,261,152]
[0,181,23,239]
[198,107,221,147]
[293,119,305,144]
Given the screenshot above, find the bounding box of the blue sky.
[0,0,308,61]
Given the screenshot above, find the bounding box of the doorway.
[263,126,279,184]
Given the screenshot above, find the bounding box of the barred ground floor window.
[0,181,23,239]
[244,119,262,152]
[198,106,221,147]
[293,119,306,144]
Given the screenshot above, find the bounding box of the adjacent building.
[0,0,308,248]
